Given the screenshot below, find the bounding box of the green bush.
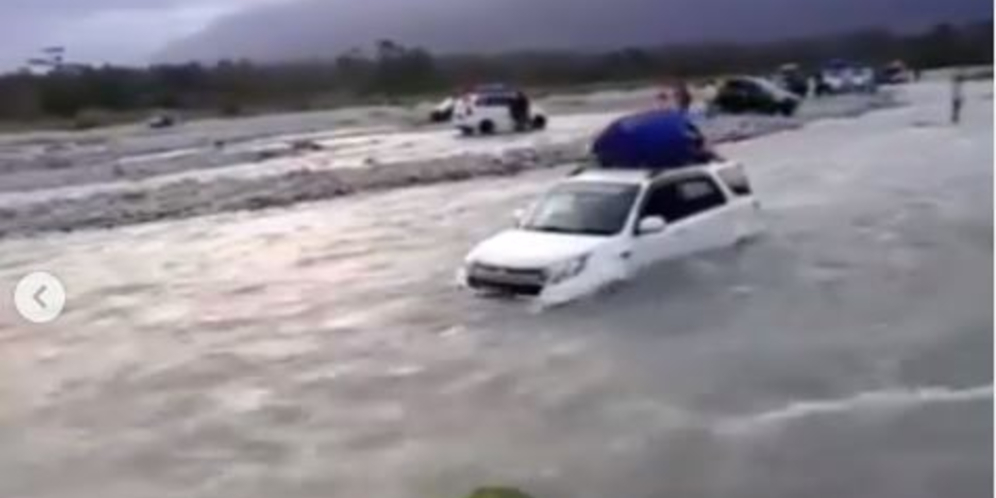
[219,100,243,117]
[462,487,537,498]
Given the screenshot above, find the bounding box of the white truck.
[452,89,548,136]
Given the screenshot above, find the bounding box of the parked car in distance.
[820,60,877,94]
[147,112,179,129]
[713,77,801,116]
[452,88,548,135]
[459,161,762,305]
[878,60,913,85]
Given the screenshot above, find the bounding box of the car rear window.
[716,164,753,196]
[641,175,727,224]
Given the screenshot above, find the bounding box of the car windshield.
[476,93,516,107]
[522,182,639,236]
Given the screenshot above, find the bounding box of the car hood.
[763,84,800,102]
[467,229,612,269]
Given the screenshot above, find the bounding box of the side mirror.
[637,216,666,235]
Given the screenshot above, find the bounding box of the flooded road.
[0,80,991,498]
[0,92,893,239]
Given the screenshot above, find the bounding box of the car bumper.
[458,262,622,306]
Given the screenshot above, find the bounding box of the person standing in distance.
[950,71,965,125]
[675,80,692,113]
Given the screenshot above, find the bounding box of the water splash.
[719,384,993,436]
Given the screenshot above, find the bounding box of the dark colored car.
[877,61,912,85]
[147,113,178,129]
[776,64,809,97]
[714,77,800,116]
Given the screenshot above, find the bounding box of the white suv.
[453,91,548,135]
[822,65,876,94]
[460,161,762,305]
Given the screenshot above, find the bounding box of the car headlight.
[546,254,590,285]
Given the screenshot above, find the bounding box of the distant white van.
[452,90,548,135]
[822,64,876,94]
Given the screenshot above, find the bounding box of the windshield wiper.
[529,225,578,234]
[530,225,612,236]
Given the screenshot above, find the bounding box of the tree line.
[0,20,990,126]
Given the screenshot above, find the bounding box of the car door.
[742,80,775,111]
[717,81,746,111]
[630,174,737,269]
[479,94,515,132]
[714,162,763,240]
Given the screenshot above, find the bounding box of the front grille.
[467,263,546,296]
[467,277,543,296]
[471,263,546,282]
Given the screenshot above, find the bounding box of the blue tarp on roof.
[592,110,706,170]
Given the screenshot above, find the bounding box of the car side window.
[639,176,727,226]
[477,95,514,107]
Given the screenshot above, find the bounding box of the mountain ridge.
[157,0,991,63]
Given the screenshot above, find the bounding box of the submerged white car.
[460,161,763,304]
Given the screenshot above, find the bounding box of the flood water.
[0,80,991,498]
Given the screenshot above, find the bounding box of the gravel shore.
[0,91,897,238]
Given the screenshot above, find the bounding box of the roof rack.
[574,162,712,176]
[569,151,723,179]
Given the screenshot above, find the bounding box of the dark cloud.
[0,0,275,69]
[0,0,988,69]
[160,0,991,63]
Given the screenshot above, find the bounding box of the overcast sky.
[0,0,287,69]
[0,0,989,70]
